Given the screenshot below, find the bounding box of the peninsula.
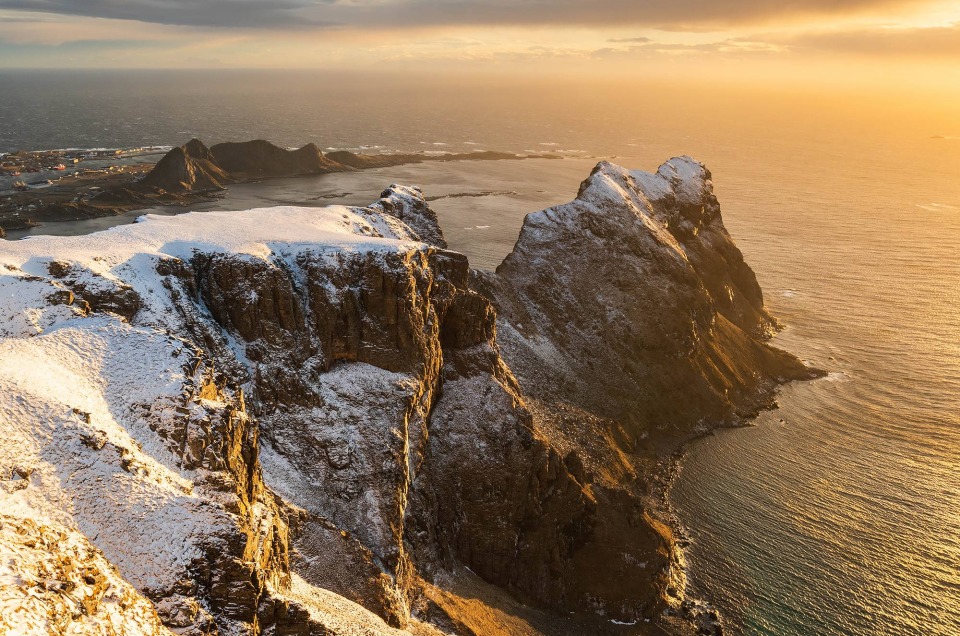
[0,139,555,235]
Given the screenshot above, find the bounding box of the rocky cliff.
[475,158,817,452]
[0,159,816,636]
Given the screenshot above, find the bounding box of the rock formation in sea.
[0,158,816,636]
[132,140,532,199]
[325,149,523,170]
[135,140,544,197]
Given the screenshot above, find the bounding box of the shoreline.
[650,364,826,636]
[0,142,563,237]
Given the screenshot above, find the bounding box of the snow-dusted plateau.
[0,157,817,636]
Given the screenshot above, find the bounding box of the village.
[0,147,170,234]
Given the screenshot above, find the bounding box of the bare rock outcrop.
[476,158,818,450]
[138,138,232,194]
[371,185,448,249]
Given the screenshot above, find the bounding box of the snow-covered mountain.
[0,160,815,636]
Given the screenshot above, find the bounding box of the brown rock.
[139,138,232,194]
[210,139,345,178]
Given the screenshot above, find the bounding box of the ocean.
[1,69,958,636]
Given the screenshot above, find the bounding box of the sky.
[1,0,959,94]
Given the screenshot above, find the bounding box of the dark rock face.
[287,510,410,625]
[146,159,815,630]
[138,138,232,194]
[407,344,675,620]
[47,260,142,320]
[177,235,658,625]
[184,243,468,622]
[124,353,293,635]
[640,159,776,338]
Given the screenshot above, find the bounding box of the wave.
[916,203,958,212]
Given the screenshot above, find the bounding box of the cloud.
[0,0,929,30]
[596,22,960,61]
[1,1,956,70]
[0,0,336,29]
[593,37,786,59]
[784,23,960,57]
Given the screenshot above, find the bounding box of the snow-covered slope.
[0,186,455,635]
[0,516,173,636]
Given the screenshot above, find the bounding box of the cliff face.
[476,158,815,451]
[0,159,815,636]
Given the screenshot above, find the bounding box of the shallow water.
[2,70,959,636]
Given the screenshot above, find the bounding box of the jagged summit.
[138,138,232,193]
[570,157,775,335]
[370,184,447,248]
[0,160,817,636]
[480,157,814,448]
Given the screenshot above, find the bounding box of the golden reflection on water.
[669,104,960,634]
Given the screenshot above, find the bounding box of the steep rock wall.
[477,158,817,451]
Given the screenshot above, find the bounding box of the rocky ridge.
[0,158,818,636]
[476,158,816,451]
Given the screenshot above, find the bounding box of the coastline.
[653,353,827,635]
[0,152,825,636]
[0,142,561,236]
